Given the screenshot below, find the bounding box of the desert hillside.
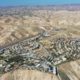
[0,70,59,80]
[59,59,80,80]
[1,9,80,47]
[0,5,80,80]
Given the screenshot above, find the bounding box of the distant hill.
[1,4,80,11]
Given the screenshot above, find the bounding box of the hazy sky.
[0,0,80,6]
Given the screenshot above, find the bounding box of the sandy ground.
[0,69,59,80]
[1,11,80,47]
[59,59,80,80]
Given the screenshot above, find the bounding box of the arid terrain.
[0,5,80,80]
[1,10,80,47]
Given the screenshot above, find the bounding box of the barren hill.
[0,70,59,80]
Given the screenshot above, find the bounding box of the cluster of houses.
[0,33,80,75]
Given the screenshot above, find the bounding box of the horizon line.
[0,3,80,7]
